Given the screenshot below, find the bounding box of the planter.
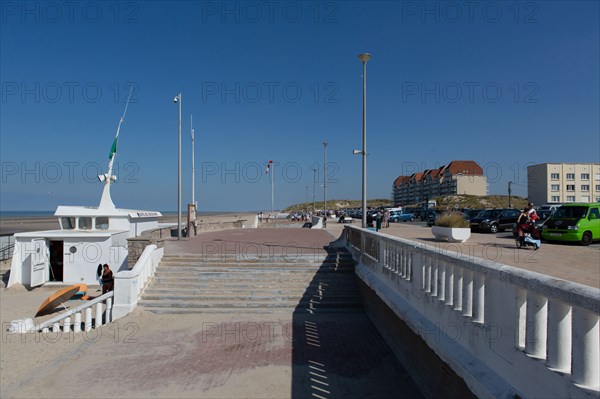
[431,226,471,243]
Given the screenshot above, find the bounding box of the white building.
[527,163,600,205]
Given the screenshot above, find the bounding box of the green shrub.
[434,211,469,228]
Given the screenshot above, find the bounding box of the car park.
[470,208,520,233]
[541,203,600,245]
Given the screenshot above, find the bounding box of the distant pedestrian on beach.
[101,264,114,294]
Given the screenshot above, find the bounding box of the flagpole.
[191,115,195,208]
[271,161,274,216]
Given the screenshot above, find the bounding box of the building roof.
[393,176,411,186]
[444,160,484,176]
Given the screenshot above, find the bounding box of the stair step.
[140,306,364,315]
[138,299,364,309]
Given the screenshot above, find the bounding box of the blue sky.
[1,1,599,212]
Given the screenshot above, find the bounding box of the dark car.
[470,208,521,233]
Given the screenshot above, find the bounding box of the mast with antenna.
[98,86,134,210]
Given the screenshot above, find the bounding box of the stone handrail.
[343,225,599,398]
[112,244,163,320]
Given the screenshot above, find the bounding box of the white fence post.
[85,307,93,332]
[95,302,103,327]
[74,312,82,333]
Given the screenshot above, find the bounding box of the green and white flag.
[108,136,118,159]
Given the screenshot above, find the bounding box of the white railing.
[6,291,114,334]
[344,226,599,398]
[112,244,163,320]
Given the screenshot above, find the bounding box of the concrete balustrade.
[342,226,599,398]
[113,244,164,320]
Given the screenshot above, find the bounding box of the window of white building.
[79,217,92,230]
[551,173,560,180]
[551,196,560,202]
[551,184,559,191]
[582,185,590,191]
[566,185,575,191]
[581,173,590,180]
[96,217,109,230]
[61,217,75,229]
[566,196,575,202]
[566,173,575,180]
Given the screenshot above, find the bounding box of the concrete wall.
[342,226,599,398]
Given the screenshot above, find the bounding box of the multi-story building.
[527,163,600,205]
[392,160,487,206]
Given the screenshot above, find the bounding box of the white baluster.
[85,307,93,331]
[515,288,527,349]
[74,312,82,333]
[453,268,463,311]
[546,301,571,372]
[462,270,473,317]
[472,272,485,324]
[63,317,71,332]
[438,264,446,302]
[52,323,60,333]
[105,297,113,323]
[571,307,599,388]
[525,292,548,359]
[445,265,454,307]
[42,327,49,333]
[95,302,103,327]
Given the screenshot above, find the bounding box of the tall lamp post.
[311,167,317,214]
[173,93,182,240]
[323,141,328,220]
[508,181,513,208]
[358,53,371,228]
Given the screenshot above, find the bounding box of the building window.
[596,185,600,191]
[79,217,92,230]
[551,184,559,192]
[581,196,590,202]
[582,185,590,191]
[61,217,75,230]
[551,196,560,202]
[566,185,575,191]
[550,173,559,180]
[595,173,600,181]
[566,196,575,202]
[566,173,575,180]
[96,217,109,230]
[581,173,590,180]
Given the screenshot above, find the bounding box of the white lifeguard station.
[8,93,162,288]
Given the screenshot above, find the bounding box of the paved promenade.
[325,221,600,288]
[0,227,423,398]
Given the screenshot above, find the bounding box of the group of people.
[518,203,539,225]
[257,212,274,222]
[97,263,114,294]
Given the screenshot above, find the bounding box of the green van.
[541,203,600,245]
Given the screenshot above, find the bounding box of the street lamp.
[508,181,513,208]
[358,52,371,228]
[311,167,317,214]
[173,93,182,240]
[323,141,328,223]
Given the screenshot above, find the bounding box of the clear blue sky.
[1,1,599,212]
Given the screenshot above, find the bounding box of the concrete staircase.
[138,251,362,314]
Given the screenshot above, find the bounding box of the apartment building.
[392,160,487,206]
[527,163,600,205]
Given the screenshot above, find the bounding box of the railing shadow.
[290,245,424,399]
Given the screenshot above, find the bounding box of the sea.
[0,211,250,219]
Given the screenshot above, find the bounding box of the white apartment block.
[527,163,600,205]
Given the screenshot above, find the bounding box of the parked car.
[390,210,415,222]
[470,208,521,233]
[338,213,353,223]
[541,203,600,245]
